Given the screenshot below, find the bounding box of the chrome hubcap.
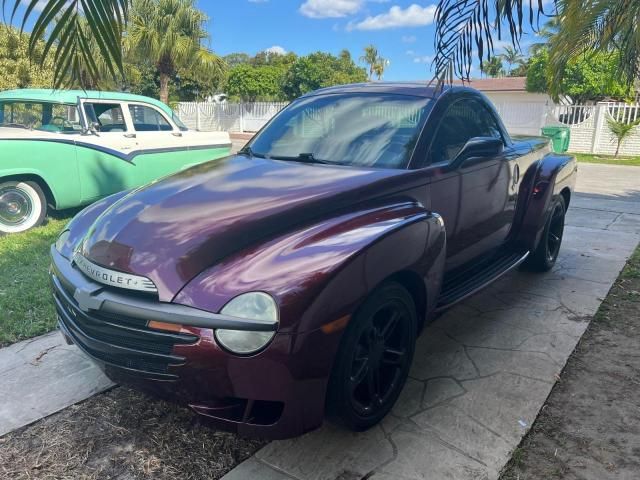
[0,188,32,226]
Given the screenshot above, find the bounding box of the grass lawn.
[574,153,640,166]
[0,214,72,347]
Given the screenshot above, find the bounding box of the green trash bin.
[541,125,571,153]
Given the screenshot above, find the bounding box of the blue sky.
[199,0,541,81]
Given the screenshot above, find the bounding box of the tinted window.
[84,103,127,132]
[129,104,173,131]
[248,93,432,169]
[429,99,503,164]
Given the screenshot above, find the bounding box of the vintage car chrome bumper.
[49,246,329,438]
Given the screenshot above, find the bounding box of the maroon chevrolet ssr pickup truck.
[51,83,577,439]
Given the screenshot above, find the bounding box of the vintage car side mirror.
[457,137,504,162]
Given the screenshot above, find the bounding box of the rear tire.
[0,181,47,234]
[326,282,417,431]
[523,195,566,272]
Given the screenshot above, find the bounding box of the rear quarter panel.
[0,139,81,208]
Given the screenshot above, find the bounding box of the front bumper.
[50,247,337,439]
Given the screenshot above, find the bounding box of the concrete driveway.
[223,163,640,480]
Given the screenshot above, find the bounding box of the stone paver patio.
[223,163,640,480]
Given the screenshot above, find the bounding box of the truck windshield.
[247,93,432,169]
[0,101,83,133]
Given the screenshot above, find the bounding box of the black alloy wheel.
[327,282,417,430]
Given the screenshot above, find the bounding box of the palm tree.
[359,45,379,81]
[528,17,560,56]
[499,46,525,76]
[127,0,226,104]
[606,114,640,158]
[372,58,389,81]
[3,0,639,96]
[481,57,504,78]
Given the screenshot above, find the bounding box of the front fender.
[513,152,577,251]
[174,201,446,334]
[56,189,132,258]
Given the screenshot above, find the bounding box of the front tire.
[0,181,47,234]
[523,195,566,272]
[326,282,417,431]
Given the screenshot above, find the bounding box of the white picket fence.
[177,100,640,156]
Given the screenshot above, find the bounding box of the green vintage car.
[0,89,231,233]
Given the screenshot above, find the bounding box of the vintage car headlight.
[55,230,70,253]
[215,292,278,355]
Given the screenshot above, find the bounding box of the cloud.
[402,35,417,43]
[348,3,437,30]
[405,49,415,56]
[300,0,363,18]
[413,55,432,63]
[265,45,287,55]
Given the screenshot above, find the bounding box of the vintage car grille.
[52,274,198,379]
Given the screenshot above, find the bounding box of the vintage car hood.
[79,154,415,301]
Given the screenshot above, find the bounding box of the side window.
[429,99,503,164]
[128,104,173,132]
[84,103,127,132]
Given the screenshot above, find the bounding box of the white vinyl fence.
[177,100,640,156]
[175,102,288,133]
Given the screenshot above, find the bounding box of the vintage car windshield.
[171,112,189,131]
[0,101,83,133]
[248,93,432,169]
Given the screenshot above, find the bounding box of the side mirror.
[456,137,503,162]
[89,122,101,133]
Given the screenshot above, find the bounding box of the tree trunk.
[615,140,621,158]
[159,73,170,105]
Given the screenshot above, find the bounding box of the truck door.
[427,97,514,269]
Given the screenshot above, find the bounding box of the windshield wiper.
[268,153,332,165]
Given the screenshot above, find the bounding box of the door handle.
[172,132,183,137]
[512,164,520,187]
[124,133,136,138]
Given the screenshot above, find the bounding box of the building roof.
[0,89,174,116]
[455,77,527,92]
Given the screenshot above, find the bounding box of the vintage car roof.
[300,82,446,99]
[0,89,173,116]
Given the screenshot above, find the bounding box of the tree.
[0,26,53,90]
[526,49,631,103]
[225,64,285,102]
[7,0,639,96]
[359,45,379,81]
[126,0,226,104]
[224,53,252,68]
[606,114,640,158]
[282,52,367,100]
[480,57,504,78]
[500,46,525,76]
[372,58,389,81]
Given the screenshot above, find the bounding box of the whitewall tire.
[0,181,47,234]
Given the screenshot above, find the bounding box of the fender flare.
[512,152,577,251]
[174,201,447,334]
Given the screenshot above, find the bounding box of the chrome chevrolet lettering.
[73,253,158,293]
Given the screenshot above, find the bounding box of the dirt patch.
[0,387,266,480]
[501,245,640,479]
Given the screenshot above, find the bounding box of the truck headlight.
[215,292,278,355]
[55,230,70,253]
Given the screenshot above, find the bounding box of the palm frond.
[433,0,549,83]
[2,0,127,88]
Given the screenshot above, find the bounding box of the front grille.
[52,275,198,379]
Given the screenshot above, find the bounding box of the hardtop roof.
[0,89,173,116]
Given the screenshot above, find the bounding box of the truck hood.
[79,154,415,301]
